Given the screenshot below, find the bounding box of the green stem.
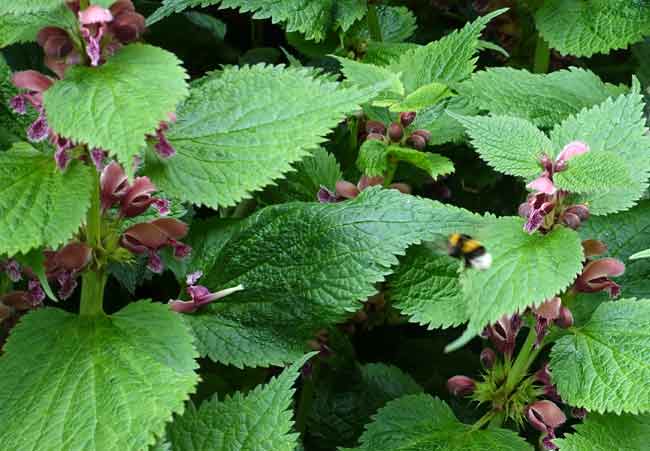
[231,198,256,219]
[472,411,495,430]
[504,327,537,393]
[488,411,506,429]
[295,364,317,436]
[383,159,397,186]
[79,171,106,317]
[367,4,383,42]
[533,34,550,73]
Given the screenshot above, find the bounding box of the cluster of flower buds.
[447,375,476,397]
[526,400,567,450]
[483,313,522,358]
[168,271,244,313]
[317,175,411,203]
[361,112,432,150]
[519,141,591,234]
[44,242,92,299]
[571,240,625,298]
[0,260,45,337]
[532,297,573,347]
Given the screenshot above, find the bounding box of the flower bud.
[411,129,432,143]
[561,212,581,230]
[526,400,566,432]
[564,204,589,221]
[12,70,54,93]
[54,242,92,272]
[480,348,496,369]
[357,175,384,191]
[110,0,136,16]
[387,123,403,141]
[407,133,426,150]
[447,375,476,397]
[335,180,360,199]
[399,111,416,127]
[535,363,552,386]
[556,306,574,328]
[100,161,129,211]
[365,120,386,135]
[110,11,146,43]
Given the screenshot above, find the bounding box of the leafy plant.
[1,1,650,450]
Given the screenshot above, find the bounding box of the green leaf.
[448,217,584,352]
[44,44,189,173]
[553,151,632,194]
[536,0,650,57]
[550,88,650,214]
[631,249,650,260]
[186,187,485,367]
[362,42,419,66]
[144,65,388,209]
[579,200,650,299]
[0,301,199,450]
[410,95,480,146]
[0,0,67,14]
[550,298,650,414]
[343,394,533,451]
[147,0,367,42]
[347,5,417,43]
[0,4,76,48]
[451,113,551,179]
[388,82,453,112]
[387,9,505,93]
[357,141,454,179]
[260,147,342,204]
[458,67,627,128]
[308,363,423,449]
[334,56,405,103]
[168,353,313,451]
[554,412,650,451]
[387,245,467,329]
[0,144,93,257]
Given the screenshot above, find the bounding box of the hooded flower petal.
[447,375,476,397]
[581,239,608,258]
[575,258,625,297]
[90,148,107,171]
[120,176,157,217]
[527,175,556,195]
[317,186,340,203]
[556,140,590,169]
[335,180,360,199]
[12,70,54,93]
[78,5,113,24]
[100,161,129,211]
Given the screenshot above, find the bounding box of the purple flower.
[147,250,163,274]
[533,297,561,347]
[484,313,522,357]
[526,400,567,450]
[27,110,50,143]
[480,348,496,369]
[90,148,107,171]
[79,6,113,66]
[151,198,171,216]
[2,259,22,282]
[9,95,27,115]
[45,242,93,300]
[316,186,341,203]
[120,177,157,217]
[100,161,129,212]
[27,280,45,304]
[154,127,176,158]
[57,271,78,300]
[169,271,244,313]
[574,258,625,298]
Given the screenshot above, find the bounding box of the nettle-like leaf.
[334,56,405,103]
[357,140,454,180]
[0,0,70,14]
[388,82,453,112]
[0,3,76,48]
[347,5,417,43]
[409,96,480,146]
[451,113,552,179]
[0,144,93,257]
[147,0,366,42]
[343,394,533,451]
[387,9,505,92]
[308,363,423,449]
[550,87,650,214]
[44,44,189,173]
[553,151,632,194]
[536,0,650,57]
[0,301,199,451]
[144,65,388,209]
[387,245,466,329]
[458,67,627,128]
[362,42,419,66]
[448,217,584,352]
[168,353,313,451]
[185,188,485,368]
[550,298,650,414]
[554,412,650,451]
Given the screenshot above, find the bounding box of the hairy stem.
[504,327,538,393]
[533,35,550,73]
[472,411,495,430]
[79,171,106,317]
[367,5,383,42]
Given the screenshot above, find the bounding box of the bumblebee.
[447,233,492,270]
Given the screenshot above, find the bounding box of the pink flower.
[169,271,244,313]
[121,218,190,273]
[574,258,625,298]
[317,176,411,203]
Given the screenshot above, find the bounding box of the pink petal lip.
[556,140,590,164]
[12,71,54,93]
[78,5,114,24]
[526,175,556,195]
